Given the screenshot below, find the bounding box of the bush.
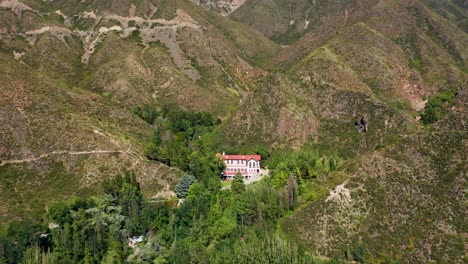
[420,106,439,124]
[132,105,158,124]
[352,243,366,263]
[420,89,456,124]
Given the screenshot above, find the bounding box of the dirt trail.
[92,129,143,160]
[75,8,202,81]
[0,129,144,166]
[0,150,123,166]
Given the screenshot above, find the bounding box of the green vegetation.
[0,221,44,264]
[144,107,220,172]
[420,89,457,124]
[267,146,339,188]
[0,0,466,263]
[0,162,96,223]
[352,243,366,263]
[132,104,159,125]
[231,173,245,194]
[395,35,424,72]
[270,29,304,46]
[175,175,197,198]
[0,117,345,264]
[0,170,334,263]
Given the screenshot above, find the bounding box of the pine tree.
[175,175,197,198]
[231,173,245,194]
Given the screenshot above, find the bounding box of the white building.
[220,152,261,180]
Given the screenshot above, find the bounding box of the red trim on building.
[222,155,261,161]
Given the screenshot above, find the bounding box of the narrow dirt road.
[0,150,123,166]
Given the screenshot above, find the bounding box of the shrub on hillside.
[420,89,456,124]
[132,104,159,124]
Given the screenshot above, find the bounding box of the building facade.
[220,152,261,180]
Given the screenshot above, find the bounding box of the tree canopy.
[175,175,197,198]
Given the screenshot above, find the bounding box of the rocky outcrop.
[190,0,246,16]
[2,0,202,80]
[0,0,35,17]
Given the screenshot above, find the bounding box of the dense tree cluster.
[267,146,339,188]
[143,107,219,172]
[132,105,159,125]
[0,106,370,264]
[0,169,332,263]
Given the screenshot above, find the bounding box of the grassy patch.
[0,162,97,223]
[395,34,425,73]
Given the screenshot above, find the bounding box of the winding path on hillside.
[0,129,144,166]
[0,150,124,166]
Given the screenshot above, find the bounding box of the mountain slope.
[0,0,279,222]
[282,89,467,262]
[219,0,467,262]
[229,0,378,44]
[0,0,466,262]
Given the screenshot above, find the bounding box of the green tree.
[47,201,71,226]
[83,245,94,264]
[231,173,245,194]
[101,240,122,264]
[132,104,158,124]
[209,214,236,242]
[23,245,57,264]
[175,175,197,198]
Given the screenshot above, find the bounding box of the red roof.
[222,154,261,161]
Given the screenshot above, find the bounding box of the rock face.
[190,0,246,16]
